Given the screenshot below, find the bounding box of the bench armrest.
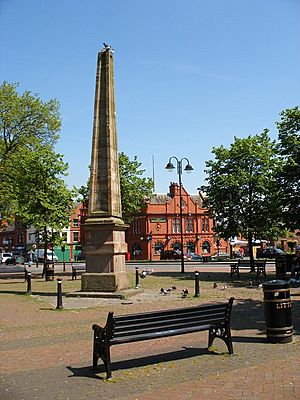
[92,324,102,332]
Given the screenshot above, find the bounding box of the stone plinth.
[82,220,128,292]
[81,272,129,292]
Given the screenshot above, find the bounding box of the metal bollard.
[26,271,32,294]
[135,267,140,289]
[194,271,200,297]
[56,277,63,309]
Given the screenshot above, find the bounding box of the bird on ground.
[181,289,189,298]
[171,286,177,290]
[213,282,218,288]
[139,270,147,279]
[221,285,227,290]
[160,288,169,295]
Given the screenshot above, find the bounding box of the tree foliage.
[0,81,74,230]
[119,152,153,224]
[200,130,284,261]
[276,106,300,229]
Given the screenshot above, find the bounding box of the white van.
[34,249,58,263]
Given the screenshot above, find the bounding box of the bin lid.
[263,279,290,289]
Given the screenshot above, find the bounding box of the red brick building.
[125,182,227,261]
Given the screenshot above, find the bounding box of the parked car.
[184,253,192,260]
[76,252,85,261]
[160,250,181,260]
[34,249,58,263]
[189,253,203,261]
[5,255,17,265]
[1,252,14,264]
[211,252,231,261]
[256,248,284,259]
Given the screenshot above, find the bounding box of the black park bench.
[230,259,266,279]
[92,297,235,379]
[71,263,86,280]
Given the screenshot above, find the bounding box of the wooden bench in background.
[92,298,235,379]
[230,259,266,279]
[71,263,86,280]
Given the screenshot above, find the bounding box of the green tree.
[0,82,74,268]
[276,106,300,229]
[200,130,283,267]
[0,81,65,223]
[77,153,153,224]
[119,152,153,224]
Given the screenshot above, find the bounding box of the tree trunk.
[248,233,255,272]
[42,226,48,279]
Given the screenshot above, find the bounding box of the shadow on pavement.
[67,346,211,380]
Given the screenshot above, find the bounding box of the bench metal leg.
[208,323,234,355]
[103,344,112,379]
[230,264,240,279]
[92,326,112,379]
[256,266,266,280]
[72,268,76,280]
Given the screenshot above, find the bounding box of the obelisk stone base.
[81,272,129,292]
[82,220,129,292]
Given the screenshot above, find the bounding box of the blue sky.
[1,0,299,194]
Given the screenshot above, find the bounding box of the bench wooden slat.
[113,312,227,335]
[114,303,227,322]
[112,317,225,338]
[110,324,212,344]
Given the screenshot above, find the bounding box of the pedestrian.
[28,249,34,268]
[239,247,245,259]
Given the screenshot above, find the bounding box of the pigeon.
[181,289,189,298]
[166,286,177,292]
[146,268,154,275]
[213,282,218,288]
[139,270,147,279]
[160,288,169,295]
[221,285,227,290]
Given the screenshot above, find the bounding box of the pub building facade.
[125,182,227,261]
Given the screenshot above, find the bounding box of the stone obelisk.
[81,44,128,292]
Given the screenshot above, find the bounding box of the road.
[0,259,276,275]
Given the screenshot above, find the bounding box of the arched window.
[154,242,164,255]
[131,243,142,256]
[186,241,195,254]
[172,241,182,251]
[202,241,211,254]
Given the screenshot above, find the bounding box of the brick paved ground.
[0,271,299,400]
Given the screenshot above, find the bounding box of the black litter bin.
[275,254,294,280]
[263,280,293,343]
[45,263,55,281]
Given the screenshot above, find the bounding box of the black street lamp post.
[165,156,193,274]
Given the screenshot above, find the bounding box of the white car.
[34,249,58,263]
[1,252,13,263]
